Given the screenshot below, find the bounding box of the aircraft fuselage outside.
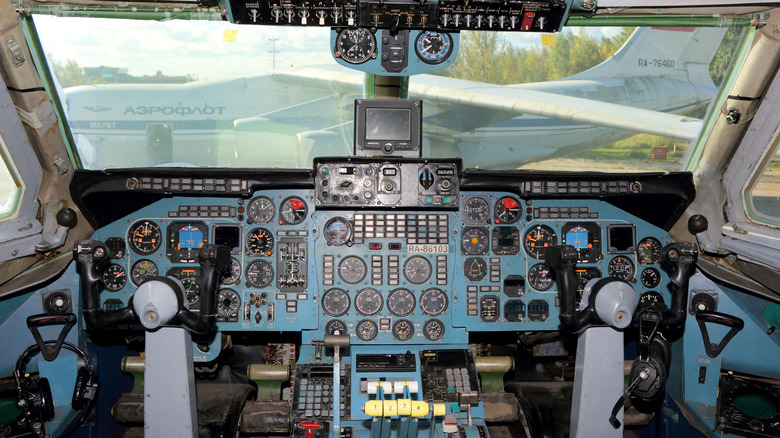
[62,27,725,169]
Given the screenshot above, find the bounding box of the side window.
[0,145,21,219]
[747,147,780,227]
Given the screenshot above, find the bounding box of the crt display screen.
[365,108,411,141]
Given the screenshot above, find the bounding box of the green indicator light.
[322,192,328,198]
[322,180,328,186]
[354,196,359,201]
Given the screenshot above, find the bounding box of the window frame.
[0,81,44,262]
[721,63,780,269]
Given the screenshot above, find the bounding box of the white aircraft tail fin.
[572,27,728,82]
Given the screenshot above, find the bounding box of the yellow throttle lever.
[363,400,444,418]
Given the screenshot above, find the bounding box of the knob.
[57,208,78,229]
[688,214,708,235]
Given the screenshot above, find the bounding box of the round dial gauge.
[246,228,274,256]
[279,197,308,225]
[528,263,555,291]
[335,28,377,64]
[246,196,275,224]
[640,268,661,288]
[461,227,489,255]
[524,225,558,260]
[338,256,367,284]
[404,256,432,284]
[464,257,488,281]
[393,319,414,341]
[415,31,453,64]
[608,257,635,281]
[420,288,448,316]
[102,264,127,292]
[324,217,352,246]
[639,291,665,308]
[127,220,162,255]
[423,319,445,341]
[322,288,351,317]
[355,288,383,316]
[326,320,348,336]
[167,268,201,307]
[245,259,274,288]
[216,289,240,320]
[637,237,663,264]
[494,196,521,224]
[387,288,416,317]
[131,259,158,286]
[356,319,378,341]
[219,257,241,285]
[463,197,490,223]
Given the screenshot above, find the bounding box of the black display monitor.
[354,99,422,157]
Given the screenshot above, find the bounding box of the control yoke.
[73,240,231,333]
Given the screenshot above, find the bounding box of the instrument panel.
[90,171,674,346]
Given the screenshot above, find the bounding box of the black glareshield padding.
[74,240,139,329]
[545,245,597,333]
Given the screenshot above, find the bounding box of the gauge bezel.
[392,319,415,341]
[637,237,663,264]
[246,196,275,225]
[335,27,377,65]
[423,319,445,341]
[420,288,448,316]
[527,263,555,292]
[324,217,352,246]
[387,288,416,317]
[245,259,274,288]
[607,256,635,281]
[338,256,367,284]
[325,320,348,336]
[355,288,383,317]
[461,227,489,255]
[523,224,558,260]
[130,259,158,286]
[127,220,163,255]
[102,264,127,292]
[463,257,488,282]
[463,197,490,224]
[640,267,662,288]
[414,31,454,65]
[403,256,432,284]
[167,267,201,307]
[215,288,240,322]
[279,196,308,225]
[356,319,378,341]
[322,288,351,317]
[494,196,522,224]
[245,227,274,256]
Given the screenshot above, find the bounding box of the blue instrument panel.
[90,189,673,344]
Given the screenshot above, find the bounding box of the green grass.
[579,134,683,161]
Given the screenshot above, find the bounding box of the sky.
[34,15,623,82]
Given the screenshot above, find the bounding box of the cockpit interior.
[1,1,780,437]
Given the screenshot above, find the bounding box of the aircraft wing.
[271,66,704,142]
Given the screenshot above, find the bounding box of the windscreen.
[34,15,743,171]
